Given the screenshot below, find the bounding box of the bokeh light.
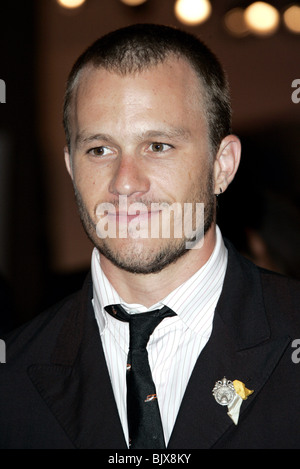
[174,0,212,26]
[224,8,250,37]
[283,4,300,33]
[244,2,280,36]
[57,0,86,9]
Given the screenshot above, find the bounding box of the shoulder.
[258,266,300,331]
[2,292,78,364]
[3,275,92,359]
[2,272,93,365]
[224,237,300,331]
[225,236,300,300]
[259,265,300,295]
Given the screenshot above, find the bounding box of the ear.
[213,135,241,195]
[64,146,74,180]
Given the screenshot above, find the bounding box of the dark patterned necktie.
[105,304,176,449]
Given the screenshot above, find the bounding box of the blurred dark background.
[0,0,299,333]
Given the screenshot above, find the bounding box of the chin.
[97,236,190,275]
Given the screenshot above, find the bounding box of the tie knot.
[105,304,176,350]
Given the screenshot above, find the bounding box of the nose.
[108,154,150,199]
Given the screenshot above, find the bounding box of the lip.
[108,210,161,223]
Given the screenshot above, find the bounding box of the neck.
[99,226,217,307]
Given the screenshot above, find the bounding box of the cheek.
[75,171,95,193]
[151,154,197,198]
[187,170,193,182]
[72,155,113,197]
[73,168,104,212]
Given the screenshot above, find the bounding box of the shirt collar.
[91,226,227,335]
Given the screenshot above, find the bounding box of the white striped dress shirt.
[91,226,228,446]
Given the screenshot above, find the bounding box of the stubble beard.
[73,172,216,275]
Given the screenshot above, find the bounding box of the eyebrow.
[75,127,191,148]
[75,132,113,147]
[137,128,192,141]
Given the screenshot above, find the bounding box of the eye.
[149,142,173,153]
[88,146,113,157]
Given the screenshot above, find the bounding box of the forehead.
[69,56,208,147]
[74,55,204,111]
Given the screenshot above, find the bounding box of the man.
[0,24,299,449]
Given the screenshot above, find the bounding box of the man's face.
[65,56,217,274]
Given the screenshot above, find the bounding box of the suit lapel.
[168,241,291,449]
[27,275,127,449]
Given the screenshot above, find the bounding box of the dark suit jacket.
[0,241,300,449]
